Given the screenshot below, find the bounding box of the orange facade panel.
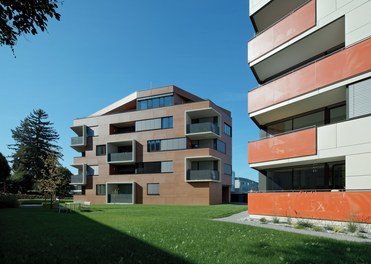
[248,0,315,62]
[248,38,371,113]
[248,192,371,223]
[248,127,316,164]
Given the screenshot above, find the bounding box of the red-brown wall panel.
[248,127,316,164]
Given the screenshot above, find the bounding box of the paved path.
[214,211,371,243]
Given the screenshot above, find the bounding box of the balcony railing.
[187,123,219,135]
[248,0,315,62]
[71,174,85,185]
[71,136,84,146]
[108,152,133,162]
[186,170,220,181]
[248,127,316,164]
[108,194,133,204]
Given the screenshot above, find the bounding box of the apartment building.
[247,0,371,223]
[70,86,232,205]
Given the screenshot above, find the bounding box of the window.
[224,164,232,175]
[147,183,160,195]
[137,162,162,174]
[147,138,186,152]
[329,105,346,123]
[147,140,161,152]
[215,139,226,153]
[96,184,106,195]
[161,117,173,129]
[96,145,106,156]
[137,95,174,110]
[224,123,232,137]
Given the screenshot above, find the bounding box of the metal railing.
[108,152,133,162]
[108,194,133,203]
[187,170,220,181]
[70,174,85,185]
[187,123,219,135]
[71,136,84,146]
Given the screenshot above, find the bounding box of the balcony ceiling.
[186,108,219,119]
[251,0,308,33]
[252,86,346,125]
[251,17,345,83]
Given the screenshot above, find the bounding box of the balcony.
[107,140,136,164]
[185,156,220,182]
[248,191,371,223]
[186,170,220,181]
[70,164,87,185]
[248,38,371,114]
[248,0,315,63]
[70,125,87,152]
[185,108,221,140]
[248,127,316,164]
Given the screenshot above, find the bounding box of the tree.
[38,154,62,208]
[9,109,62,191]
[0,152,11,192]
[0,0,62,52]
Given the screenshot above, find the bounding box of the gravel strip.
[214,211,371,243]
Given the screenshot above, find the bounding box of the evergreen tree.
[0,152,11,192]
[8,109,62,191]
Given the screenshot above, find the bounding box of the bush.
[294,220,314,229]
[259,217,268,224]
[272,217,280,223]
[347,222,358,233]
[0,193,19,208]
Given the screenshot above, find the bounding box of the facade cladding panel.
[70,85,232,205]
[247,1,371,222]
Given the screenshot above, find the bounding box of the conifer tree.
[9,109,62,191]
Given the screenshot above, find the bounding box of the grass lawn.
[0,205,370,264]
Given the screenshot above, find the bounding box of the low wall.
[248,191,371,223]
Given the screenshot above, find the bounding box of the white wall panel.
[345,1,371,45]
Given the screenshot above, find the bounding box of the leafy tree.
[0,0,62,53]
[9,109,62,191]
[38,154,61,208]
[56,166,73,197]
[0,152,11,192]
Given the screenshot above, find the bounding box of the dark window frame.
[96,184,106,195]
[96,145,106,156]
[147,183,160,195]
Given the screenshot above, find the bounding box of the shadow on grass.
[0,207,189,264]
[243,230,371,264]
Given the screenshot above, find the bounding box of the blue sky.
[0,0,259,181]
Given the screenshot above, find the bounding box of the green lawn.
[0,205,370,264]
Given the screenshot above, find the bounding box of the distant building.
[70,85,232,205]
[231,176,258,203]
[247,0,371,223]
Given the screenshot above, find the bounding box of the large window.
[264,162,345,191]
[263,103,346,137]
[147,140,161,152]
[137,95,174,110]
[147,183,160,195]
[224,123,232,137]
[96,184,106,195]
[96,145,106,156]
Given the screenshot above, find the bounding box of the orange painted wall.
[248,0,315,62]
[248,192,371,223]
[248,127,316,164]
[248,38,371,113]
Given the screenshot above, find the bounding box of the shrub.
[272,217,280,223]
[312,225,324,232]
[347,222,358,233]
[259,217,268,224]
[294,220,313,229]
[324,225,335,231]
[0,193,19,208]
